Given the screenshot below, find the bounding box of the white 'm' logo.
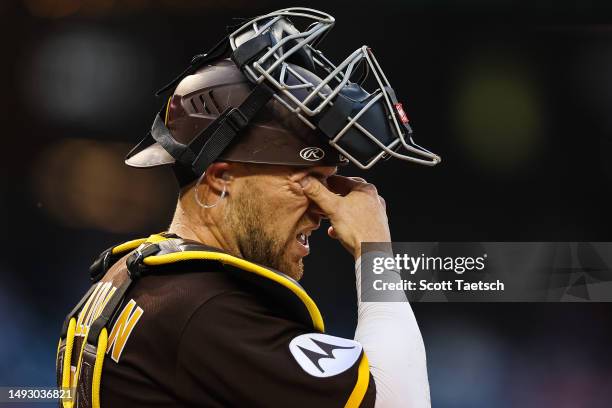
[289,333,362,377]
[299,147,325,161]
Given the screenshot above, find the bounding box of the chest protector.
[55,234,324,408]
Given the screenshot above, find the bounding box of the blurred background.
[1,0,612,407]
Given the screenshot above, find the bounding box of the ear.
[200,162,233,194]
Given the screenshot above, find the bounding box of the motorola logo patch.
[299,147,325,161]
[289,333,362,377]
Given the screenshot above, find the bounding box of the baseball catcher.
[56,8,440,408]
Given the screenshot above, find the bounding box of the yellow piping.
[143,251,325,332]
[92,328,108,408]
[143,234,169,244]
[111,238,147,255]
[61,318,76,408]
[344,353,370,408]
[110,234,167,255]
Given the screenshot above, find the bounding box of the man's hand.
[300,175,390,259]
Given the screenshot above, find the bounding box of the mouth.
[294,230,311,257]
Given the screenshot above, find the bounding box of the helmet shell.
[126,59,346,170]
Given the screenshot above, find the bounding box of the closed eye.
[308,168,337,186]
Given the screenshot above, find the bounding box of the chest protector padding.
[55,234,324,408]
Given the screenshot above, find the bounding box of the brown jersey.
[56,235,375,407]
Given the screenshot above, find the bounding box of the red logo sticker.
[394,103,409,124]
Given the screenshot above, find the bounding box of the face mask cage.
[229,7,441,169]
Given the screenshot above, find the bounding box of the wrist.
[352,237,391,260]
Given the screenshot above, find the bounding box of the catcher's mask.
[126,7,441,186]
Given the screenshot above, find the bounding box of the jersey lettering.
[106,299,144,362]
[75,282,116,337]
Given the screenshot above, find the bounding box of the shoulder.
[179,288,308,344]
[127,265,244,328]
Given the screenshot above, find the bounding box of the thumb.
[300,176,338,214]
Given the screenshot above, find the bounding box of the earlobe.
[195,171,228,209]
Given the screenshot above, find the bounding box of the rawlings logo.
[394,102,410,124]
[300,147,325,161]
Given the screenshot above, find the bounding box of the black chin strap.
[172,81,274,186]
[188,82,274,176]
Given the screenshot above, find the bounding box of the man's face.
[224,164,337,280]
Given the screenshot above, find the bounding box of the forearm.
[354,251,431,408]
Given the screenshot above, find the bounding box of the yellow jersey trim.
[344,353,370,408]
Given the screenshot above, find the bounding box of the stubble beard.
[225,187,304,281]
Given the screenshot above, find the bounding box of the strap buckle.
[126,243,160,280]
[225,108,248,132]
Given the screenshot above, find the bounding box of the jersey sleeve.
[174,290,375,408]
